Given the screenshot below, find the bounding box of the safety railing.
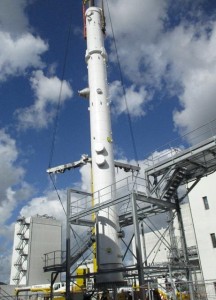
[143,119,216,169]
[69,175,148,218]
[44,232,94,271]
[43,250,66,271]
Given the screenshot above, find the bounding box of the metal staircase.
[12,217,29,285]
[44,232,94,272]
[161,167,187,201]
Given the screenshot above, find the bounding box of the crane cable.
[48,9,73,169]
[47,5,90,255]
[105,0,139,168]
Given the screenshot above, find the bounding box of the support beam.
[66,190,71,300]
[137,192,177,209]
[175,196,195,300]
[131,193,145,300]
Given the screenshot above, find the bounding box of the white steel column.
[85,6,123,284]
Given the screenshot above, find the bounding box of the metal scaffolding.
[44,133,216,299]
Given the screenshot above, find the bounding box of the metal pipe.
[141,222,147,267]
[66,190,71,300]
[89,0,95,7]
[131,193,145,300]
[175,197,195,300]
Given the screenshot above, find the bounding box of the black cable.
[47,5,89,260]
[105,0,139,167]
[49,174,66,215]
[48,9,73,169]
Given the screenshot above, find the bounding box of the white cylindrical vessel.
[85,6,123,284]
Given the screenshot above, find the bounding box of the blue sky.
[0,0,216,283]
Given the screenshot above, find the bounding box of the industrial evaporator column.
[84,4,124,285]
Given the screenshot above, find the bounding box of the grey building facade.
[10,215,62,286]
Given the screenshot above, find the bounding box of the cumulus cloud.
[15,70,73,129]
[0,0,71,283]
[0,129,33,282]
[0,251,12,284]
[107,0,167,86]
[107,0,216,141]
[109,81,150,117]
[171,24,216,139]
[0,1,73,130]
[0,0,29,35]
[0,32,48,81]
[20,189,67,223]
[0,130,33,222]
[0,1,48,82]
[19,185,91,250]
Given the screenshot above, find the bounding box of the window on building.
[202,196,209,210]
[210,233,216,248]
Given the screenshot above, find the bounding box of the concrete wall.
[10,215,62,286]
[27,215,62,285]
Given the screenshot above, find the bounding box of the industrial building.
[10,214,62,286]
[130,172,216,300]
[8,170,216,300]
[188,173,216,299]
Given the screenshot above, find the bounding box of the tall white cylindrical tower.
[85,6,123,284]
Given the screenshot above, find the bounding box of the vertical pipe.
[66,190,71,300]
[89,0,95,7]
[188,198,207,297]
[85,6,123,284]
[131,193,145,300]
[141,222,147,267]
[175,198,195,300]
[168,264,177,300]
[147,282,151,300]
[168,210,178,263]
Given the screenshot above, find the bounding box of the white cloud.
[20,190,67,223]
[0,222,15,283]
[0,32,48,81]
[0,1,72,130]
[107,0,167,86]
[19,186,90,251]
[107,0,216,140]
[173,68,216,138]
[171,24,216,139]
[0,251,12,284]
[0,0,48,82]
[107,0,165,43]
[0,0,29,35]
[110,81,149,117]
[15,70,73,129]
[79,164,92,193]
[0,0,48,81]
[0,129,33,283]
[0,130,33,225]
